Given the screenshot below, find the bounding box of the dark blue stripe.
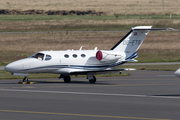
[21,64,111,71]
[125,52,137,60]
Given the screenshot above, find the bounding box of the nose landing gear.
[19,76,33,84]
[22,76,28,83]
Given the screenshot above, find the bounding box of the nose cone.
[174,68,180,77]
[5,59,27,72]
[5,62,18,72]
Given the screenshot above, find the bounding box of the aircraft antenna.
[79,46,85,50]
[94,47,98,50]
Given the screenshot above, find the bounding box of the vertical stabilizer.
[111,26,152,53]
[110,26,152,61]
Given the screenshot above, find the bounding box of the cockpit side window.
[31,53,44,60]
[45,55,52,61]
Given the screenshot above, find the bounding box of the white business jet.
[174,69,180,77]
[5,26,165,83]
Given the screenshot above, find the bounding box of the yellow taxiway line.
[0,109,170,120]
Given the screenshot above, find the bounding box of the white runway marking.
[0,89,180,99]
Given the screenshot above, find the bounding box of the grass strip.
[0,15,180,21]
[0,15,179,32]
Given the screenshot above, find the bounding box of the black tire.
[64,76,71,83]
[89,76,96,84]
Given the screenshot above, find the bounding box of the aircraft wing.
[69,68,136,75]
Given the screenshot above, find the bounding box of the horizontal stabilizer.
[133,28,175,31]
[124,59,138,62]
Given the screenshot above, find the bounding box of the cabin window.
[64,54,69,58]
[30,53,44,60]
[73,54,77,58]
[81,54,86,58]
[45,55,52,61]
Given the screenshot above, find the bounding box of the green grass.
[0,15,180,21]
[0,15,179,32]
[0,50,32,65]
[137,50,180,63]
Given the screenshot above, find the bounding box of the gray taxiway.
[0,70,180,120]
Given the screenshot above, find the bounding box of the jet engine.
[96,50,122,62]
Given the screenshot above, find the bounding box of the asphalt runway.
[0,70,180,120]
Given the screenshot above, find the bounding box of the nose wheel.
[23,76,28,83]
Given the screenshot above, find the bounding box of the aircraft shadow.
[152,94,180,97]
[0,79,114,85]
[30,80,114,85]
[0,83,19,84]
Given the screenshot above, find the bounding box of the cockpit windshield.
[30,53,44,60]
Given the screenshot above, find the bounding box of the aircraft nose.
[174,68,180,77]
[5,60,24,72]
[5,63,16,72]
[5,58,35,73]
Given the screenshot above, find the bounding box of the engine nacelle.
[96,50,122,62]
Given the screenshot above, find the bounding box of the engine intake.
[96,51,103,61]
[96,50,122,62]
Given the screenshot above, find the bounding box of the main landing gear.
[63,76,71,83]
[59,74,97,83]
[89,76,96,84]
[59,75,71,83]
[87,73,96,84]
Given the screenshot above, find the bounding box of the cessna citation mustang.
[5,26,166,83]
[174,68,180,77]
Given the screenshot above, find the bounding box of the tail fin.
[110,26,152,53]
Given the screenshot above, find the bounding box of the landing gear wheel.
[89,76,96,84]
[23,76,28,83]
[63,76,71,83]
